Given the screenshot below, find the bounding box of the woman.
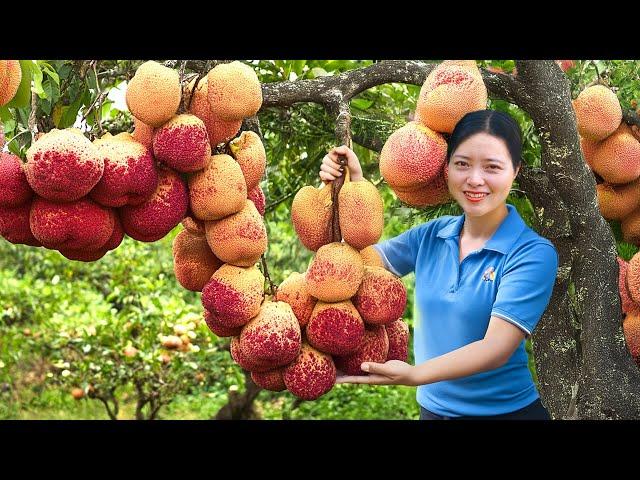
[319,110,558,420]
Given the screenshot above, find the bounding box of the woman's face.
[446,132,519,218]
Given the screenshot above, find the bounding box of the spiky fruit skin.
[618,258,637,314]
[201,264,264,328]
[206,61,262,121]
[573,85,622,142]
[590,123,640,184]
[283,342,336,401]
[275,272,317,328]
[414,60,487,134]
[623,309,640,367]
[0,60,22,106]
[385,319,409,362]
[394,164,451,207]
[0,152,33,207]
[230,336,273,372]
[59,210,124,262]
[306,300,365,356]
[251,368,287,392]
[306,242,365,302]
[181,215,205,236]
[131,117,154,149]
[204,309,242,337]
[596,182,640,221]
[338,179,383,250]
[622,209,640,245]
[90,133,158,208]
[25,129,104,202]
[126,61,181,127]
[29,197,114,251]
[119,167,188,242]
[239,301,301,368]
[580,136,598,169]
[360,246,384,268]
[204,201,267,267]
[0,201,42,246]
[152,114,211,173]
[627,252,640,304]
[352,266,407,325]
[334,325,389,375]
[248,185,265,216]
[556,60,575,72]
[379,122,448,189]
[188,154,247,221]
[172,229,223,292]
[185,76,242,146]
[229,131,266,191]
[291,185,333,252]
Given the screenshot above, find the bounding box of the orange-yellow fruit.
[352,266,407,325]
[379,122,448,189]
[393,164,451,207]
[251,368,286,392]
[119,167,188,242]
[90,132,158,208]
[172,228,223,292]
[181,215,205,236]
[205,200,267,267]
[239,301,301,369]
[573,85,622,142]
[627,252,640,304]
[188,154,247,221]
[25,128,104,202]
[203,308,242,337]
[123,346,138,358]
[305,242,365,302]
[131,117,154,149]
[360,245,384,268]
[283,342,336,401]
[229,131,266,191]
[29,197,114,250]
[334,325,389,375]
[596,182,640,221]
[580,136,599,170]
[622,209,640,245]
[386,319,409,362]
[0,60,22,106]
[414,60,487,134]
[230,335,274,372]
[338,179,383,250]
[275,272,317,328]
[152,114,211,173]
[589,123,640,184]
[306,300,365,356]
[201,264,264,328]
[126,61,181,127]
[71,388,85,400]
[618,257,637,314]
[207,61,262,121]
[623,308,640,367]
[185,76,242,146]
[291,184,333,252]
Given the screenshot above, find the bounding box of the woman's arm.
[336,316,526,386]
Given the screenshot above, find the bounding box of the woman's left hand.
[335,360,418,386]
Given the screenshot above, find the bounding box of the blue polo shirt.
[373,204,558,417]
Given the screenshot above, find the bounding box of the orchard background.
[1,60,639,419]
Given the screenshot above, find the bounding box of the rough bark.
[256,59,640,418]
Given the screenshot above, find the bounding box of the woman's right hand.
[319,145,364,183]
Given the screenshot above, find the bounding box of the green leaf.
[310,67,329,78]
[32,63,45,99]
[60,87,86,128]
[292,60,306,75]
[6,61,34,109]
[351,98,374,110]
[40,61,60,86]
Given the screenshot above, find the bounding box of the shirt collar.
[436,204,526,255]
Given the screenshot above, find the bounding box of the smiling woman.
[320,109,559,420]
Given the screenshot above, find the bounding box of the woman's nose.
[466,169,485,186]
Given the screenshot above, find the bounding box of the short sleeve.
[372,223,430,277]
[491,241,558,336]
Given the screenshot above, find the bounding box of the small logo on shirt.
[482,266,496,282]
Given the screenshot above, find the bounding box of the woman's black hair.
[447,110,523,171]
